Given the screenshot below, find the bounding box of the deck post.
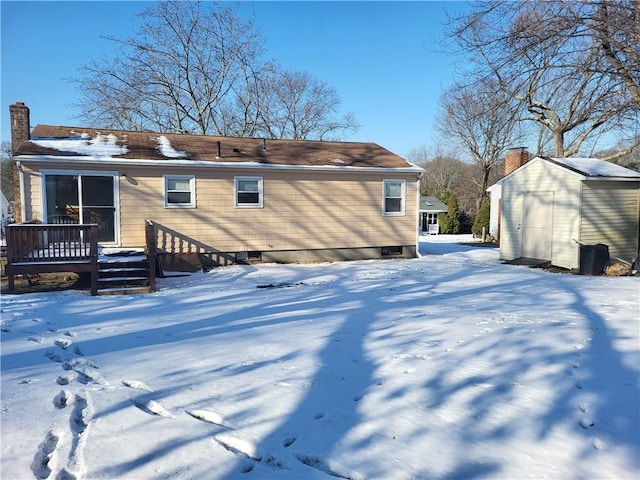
[145,220,157,293]
[89,225,99,295]
[6,225,15,291]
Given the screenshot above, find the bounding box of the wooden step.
[96,256,152,295]
[97,286,153,296]
[98,276,149,283]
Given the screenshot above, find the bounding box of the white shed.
[490,156,640,270]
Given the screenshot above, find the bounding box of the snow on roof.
[154,135,187,158]
[18,125,421,172]
[548,157,640,178]
[31,133,129,157]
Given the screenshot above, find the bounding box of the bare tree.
[1,142,14,202]
[419,157,467,198]
[75,1,265,135]
[436,78,521,207]
[73,1,359,140]
[589,1,640,106]
[257,70,360,140]
[447,0,639,158]
[407,146,484,215]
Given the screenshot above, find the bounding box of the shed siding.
[501,159,582,268]
[579,181,640,261]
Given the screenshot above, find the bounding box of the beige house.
[489,151,640,271]
[10,103,423,269]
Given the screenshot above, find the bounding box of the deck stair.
[97,253,153,295]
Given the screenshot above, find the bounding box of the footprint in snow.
[76,367,106,386]
[45,350,65,364]
[122,380,153,392]
[296,454,354,479]
[132,398,174,418]
[186,409,231,428]
[53,390,72,409]
[57,374,75,386]
[579,417,595,429]
[213,434,263,462]
[54,339,72,350]
[63,358,99,371]
[30,430,60,480]
[283,437,297,448]
[71,393,92,434]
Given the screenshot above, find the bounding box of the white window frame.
[41,169,121,246]
[235,176,263,208]
[382,179,406,216]
[164,175,196,208]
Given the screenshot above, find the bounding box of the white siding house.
[1,190,10,235]
[489,157,640,270]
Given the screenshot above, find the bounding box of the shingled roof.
[15,125,418,170]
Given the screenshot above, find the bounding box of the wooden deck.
[4,221,157,295]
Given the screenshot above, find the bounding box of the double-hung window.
[164,175,195,208]
[235,176,263,208]
[383,179,405,215]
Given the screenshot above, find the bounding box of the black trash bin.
[579,243,609,275]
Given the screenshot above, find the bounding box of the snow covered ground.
[1,235,638,480]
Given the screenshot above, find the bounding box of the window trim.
[235,176,263,208]
[164,175,196,208]
[41,169,121,245]
[382,179,406,216]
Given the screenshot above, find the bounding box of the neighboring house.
[488,152,640,270]
[9,103,424,269]
[0,190,9,235]
[419,196,448,234]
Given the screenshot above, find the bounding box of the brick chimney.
[9,102,30,223]
[505,147,529,175]
[10,102,30,155]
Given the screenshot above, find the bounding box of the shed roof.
[491,156,640,189]
[15,125,420,172]
[546,157,640,178]
[420,196,448,212]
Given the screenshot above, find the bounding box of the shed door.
[521,193,553,260]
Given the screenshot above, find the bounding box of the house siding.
[20,161,419,260]
[579,181,640,261]
[120,167,418,254]
[21,164,42,222]
[501,159,582,269]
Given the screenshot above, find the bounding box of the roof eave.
[15,154,425,175]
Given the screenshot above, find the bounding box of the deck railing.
[6,223,98,264]
[5,223,99,295]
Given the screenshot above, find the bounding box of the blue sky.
[1,1,470,157]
